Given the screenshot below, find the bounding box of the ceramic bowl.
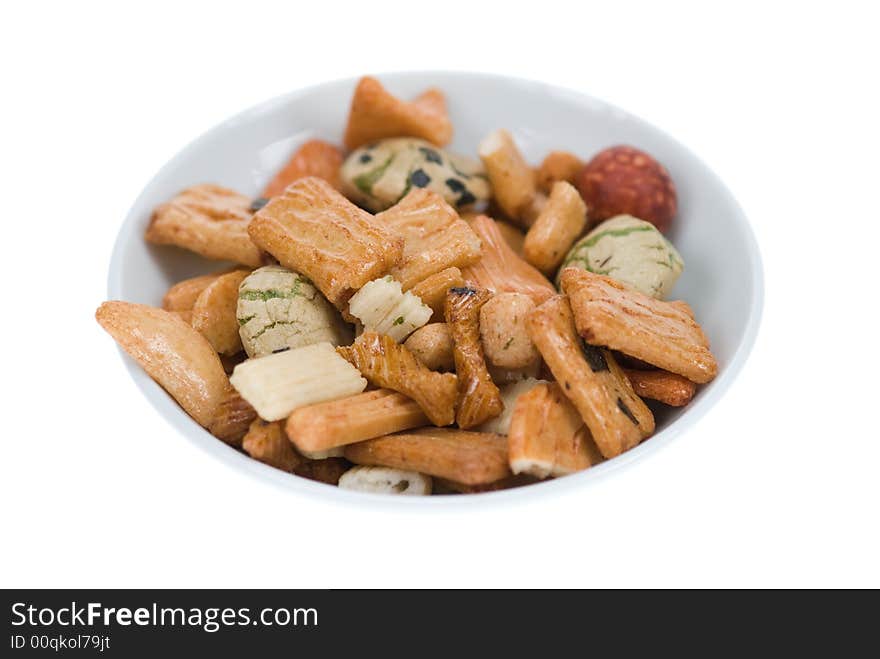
[107,72,763,504]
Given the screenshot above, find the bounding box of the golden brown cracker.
[344,428,510,486]
[337,332,457,427]
[242,419,303,472]
[535,150,584,194]
[208,389,258,447]
[344,76,452,150]
[623,369,697,407]
[190,269,251,355]
[248,177,404,308]
[146,184,263,267]
[523,181,587,275]
[526,295,654,458]
[377,189,482,290]
[560,268,717,383]
[286,389,428,452]
[445,287,503,429]
[95,301,232,427]
[462,215,555,306]
[262,139,344,197]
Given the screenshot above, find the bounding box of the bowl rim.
[107,70,764,508]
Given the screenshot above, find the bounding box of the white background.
[2,1,878,588]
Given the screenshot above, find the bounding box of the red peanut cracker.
[576,146,677,233]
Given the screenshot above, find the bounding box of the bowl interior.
[109,72,762,504]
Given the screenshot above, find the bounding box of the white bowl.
[108,71,763,505]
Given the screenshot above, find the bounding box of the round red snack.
[576,146,677,232]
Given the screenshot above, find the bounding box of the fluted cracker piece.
[377,189,482,290]
[242,419,304,473]
[337,332,457,426]
[462,215,555,306]
[445,287,503,429]
[146,184,263,267]
[623,369,697,407]
[344,428,510,486]
[208,390,258,447]
[560,268,717,383]
[508,382,604,478]
[347,275,432,342]
[95,301,232,427]
[526,295,654,458]
[247,177,404,308]
[286,389,429,452]
[344,76,453,150]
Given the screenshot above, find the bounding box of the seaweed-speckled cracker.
[526,295,654,458]
[376,189,482,290]
[560,268,717,383]
[247,177,404,308]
